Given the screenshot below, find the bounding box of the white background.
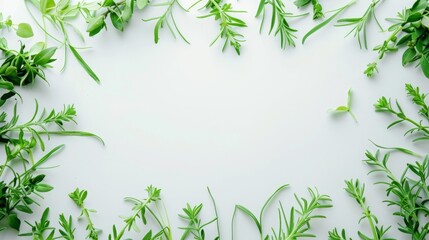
[1,0,428,239]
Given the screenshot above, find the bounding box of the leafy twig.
[69,188,99,240]
[195,0,247,55]
[302,0,356,44]
[335,0,384,49]
[256,0,305,49]
[329,88,357,123]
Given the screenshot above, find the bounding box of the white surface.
[1,0,427,239]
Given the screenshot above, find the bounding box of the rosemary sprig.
[69,188,99,240]
[294,0,324,20]
[364,150,429,239]
[270,188,332,240]
[58,214,76,240]
[374,84,429,142]
[194,0,247,55]
[108,186,171,240]
[302,0,356,44]
[336,0,384,49]
[328,180,393,240]
[179,203,218,240]
[143,0,190,44]
[256,0,303,49]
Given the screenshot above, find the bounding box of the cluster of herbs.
[12,183,334,239]
[300,0,429,80]
[20,0,329,82]
[22,0,429,81]
[364,0,429,78]
[329,84,429,240]
[0,12,101,235]
[4,0,429,239]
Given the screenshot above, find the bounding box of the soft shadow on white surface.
[0,0,425,239]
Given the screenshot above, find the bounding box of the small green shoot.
[329,89,357,123]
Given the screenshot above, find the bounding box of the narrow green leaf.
[302,0,356,44]
[68,45,100,83]
[236,205,262,233]
[420,54,429,78]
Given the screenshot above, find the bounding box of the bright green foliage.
[108,186,172,240]
[328,180,394,240]
[232,185,288,240]
[69,188,99,240]
[294,0,324,19]
[329,228,351,240]
[232,185,331,240]
[58,214,76,240]
[179,203,219,240]
[25,0,188,82]
[330,84,429,240]
[256,0,303,49]
[374,84,429,142]
[0,39,56,106]
[364,151,429,239]
[365,0,429,78]
[336,0,384,49]
[143,0,189,44]
[25,0,102,82]
[20,208,76,240]
[193,0,247,55]
[0,99,101,232]
[20,208,56,239]
[302,0,356,44]
[269,188,332,240]
[0,13,34,38]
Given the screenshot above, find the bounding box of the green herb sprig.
[192,0,247,55]
[231,184,288,240]
[69,188,99,240]
[232,184,331,240]
[302,0,356,44]
[329,89,357,123]
[0,39,56,106]
[143,0,190,44]
[374,84,429,142]
[270,188,332,240]
[329,179,393,240]
[256,0,304,49]
[365,0,429,78]
[179,203,218,240]
[108,186,172,240]
[0,13,34,38]
[294,0,324,20]
[25,0,101,82]
[335,0,384,49]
